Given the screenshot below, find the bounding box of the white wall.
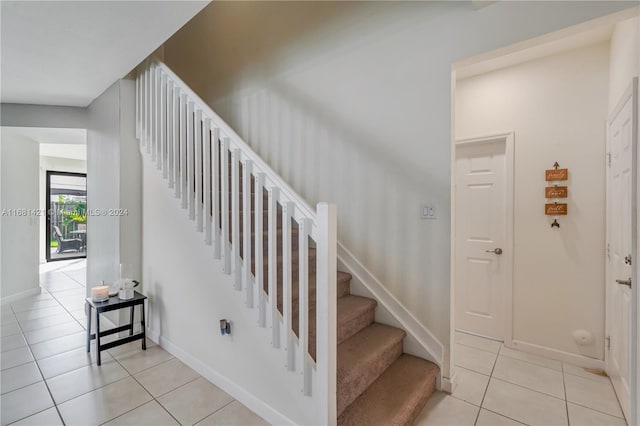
[1,129,40,301]
[163,1,635,377]
[86,80,141,292]
[456,42,610,360]
[38,155,87,262]
[0,104,87,129]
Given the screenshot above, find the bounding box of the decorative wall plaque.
[545,186,568,198]
[545,203,568,215]
[545,168,568,181]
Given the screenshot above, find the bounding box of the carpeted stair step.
[337,323,406,416]
[337,354,439,426]
[336,271,352,298]
[337,296,376,344]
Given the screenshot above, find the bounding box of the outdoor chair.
[53,225,83,253]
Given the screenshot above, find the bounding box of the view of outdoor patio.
[47,172,86,261]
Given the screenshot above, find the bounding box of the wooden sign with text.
[545,203,568,215]
[545,169,568,181]
[545,186,568,198]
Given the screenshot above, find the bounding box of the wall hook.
[551,218,560,228]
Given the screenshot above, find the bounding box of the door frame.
[605,77,638,425]
[451,132,515,348]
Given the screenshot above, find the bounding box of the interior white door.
[606,85,636,421]
[455,136,509,340]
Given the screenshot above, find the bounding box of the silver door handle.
[485,248,503,255]
[616,278,632,288]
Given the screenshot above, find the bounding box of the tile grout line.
[473,343,502,425]
[562,361,570,426]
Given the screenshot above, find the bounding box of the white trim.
[510,339,605,370]
[337,243,444,370]
[451,132,515,346]
[1,287,41,305]
[441,371,457,394]
[157,334,295,426]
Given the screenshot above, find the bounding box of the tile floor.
[0,260,268,426]
[413,331,628,426]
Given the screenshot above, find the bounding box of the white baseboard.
[157,334,295,426]
[337,244,444,367]
[509,339,605,370]
[1,287,41,305]
[441,371,457,394]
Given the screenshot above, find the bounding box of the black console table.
[85,291,147,365]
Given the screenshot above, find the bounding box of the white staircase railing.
[136,59,337,424]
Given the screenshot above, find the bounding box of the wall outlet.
[421,204,437,219]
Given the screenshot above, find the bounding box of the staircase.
[136,59,439,425]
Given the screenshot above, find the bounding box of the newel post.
[316,203,337,425]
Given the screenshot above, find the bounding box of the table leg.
[96,312,101,366]
[141,301,146,350]
[130,306,135,336]
[86,302,92,353]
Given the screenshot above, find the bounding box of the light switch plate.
[421,204,437,219]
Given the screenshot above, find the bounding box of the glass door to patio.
[46,171,87,261]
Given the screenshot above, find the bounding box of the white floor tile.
[564,373,624,418]
[1,333,27,352]
[451,367,489,406]
[19,312,76,332]
[455,343,497,375]
[1,322,22,337]
[12,407,64,425]
[30,331,86,360]
[483,378,567,425]
[15,307,67,323]
[1,346,34,370]
[47,359,130,404]
[11,299,60,313]
[24,321,84,345]
[476,409,525,425]
[456,331,502,354]
[37,345,109,379]
[563,363,611,384]
[567,402,627,426]
[413,391,479,426]
[493,355,565,399]
[0,361,42,394]
[196,400,269,426]
[103,400,179,426]
[0,381,54,425]
[158,377,234,424]
[134,358,199,397]
[499,346,562,371]
[57,377,153,425]
[113,345,173,375]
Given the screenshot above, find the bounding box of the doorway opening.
[45,171,87,262]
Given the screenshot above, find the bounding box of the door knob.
[486,248,503,255]
[616,278,632,288]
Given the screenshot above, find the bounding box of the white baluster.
[135,72,140,140]
[156,67,162,168]
[268,187,280,348]
[298,218,311,395]
[180,94,188,208]
[232,149,241,289]
[160,73,167,176]
[282,202,295,371]
[196,109,203,232]
[150,65,157,161]
[221,137,231,274]
[212,128,221,259]
[188,101,195,220]
[255,173,266,326]
[204,118,212,245]
[243,160,253,306]
[167,80,174,188]
[316,203,337,425]
[146,67,151,154]
[140,70,146,146]
[173,87,181,198]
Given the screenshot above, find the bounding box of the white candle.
[91,285,109,302]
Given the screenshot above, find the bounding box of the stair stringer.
[141,152,321,426]
[336,243,444,388]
